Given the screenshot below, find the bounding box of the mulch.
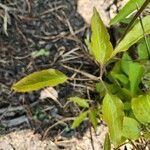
[0,0,99,140]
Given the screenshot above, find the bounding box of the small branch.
[89,126,95,150]
[62,64,98,81]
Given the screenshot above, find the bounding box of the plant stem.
[99,64,109,92]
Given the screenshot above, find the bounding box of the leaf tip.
[93,7,97,13]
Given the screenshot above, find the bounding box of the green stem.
[99,64,109,92]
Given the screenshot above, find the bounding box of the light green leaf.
[122,117,140,140]
[132,94,150,125]
[12,69,68,92]
[32,49,49,58]
[91,7,113,64]
[104,133,111,150]
[102,93,124,147]
[112,15,150,57]
[129,63,144,96]
[110,0,145,25]
[71,111,88,129]
[111,61,122,73]
[69,97,89,108]
[89,109,98,129]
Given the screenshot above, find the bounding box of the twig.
[89,126,95,150]
[62,64,98,81]
[39,5,66,17]
[69,82,94,91]
[42,117,75,140]
[0,3,16,35]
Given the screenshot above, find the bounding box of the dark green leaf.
[132,94,150,125]
[69,97,89,108]
[91,7,113,64]
[122,117,140,140]
[102,93,124,147]
[124,102,131,111]
[71,111,88,129]
[12,69,68,92]
[117,88,132,101]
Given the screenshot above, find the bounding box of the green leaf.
[104,133,111,150]
[132,94,150,125]
[144,131,150,140]
[111,72,129,85]
[124,102,131,111]
[129,62,144,96]
[91,7,113,64]
[102,93,124,147]
[69,97,89,108]
[122,117,140,140]
[137,37,150,60]
[89,109,98,129]
[110,0,145,25]
[121,52,132,75]
[12,69,68,92]
[111,61,122,73]
[71,111,88,129]
[112,15,150,57]
[117,88,132,101]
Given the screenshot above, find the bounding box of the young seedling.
[12,0,150,148]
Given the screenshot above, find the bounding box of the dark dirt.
[0,0,99,140]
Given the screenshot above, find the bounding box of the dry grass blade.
[0,3,16,35]
[62,64,98,80]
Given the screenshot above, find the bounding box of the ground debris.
[0,129,59,150]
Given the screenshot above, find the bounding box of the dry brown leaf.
[39,87,58,101]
